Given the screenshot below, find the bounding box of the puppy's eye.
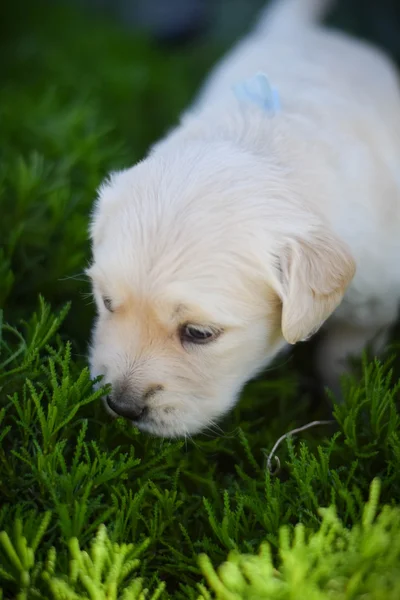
[103,296,113,312]
[180,324,220,345]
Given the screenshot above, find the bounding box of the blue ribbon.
[233,73,280,115]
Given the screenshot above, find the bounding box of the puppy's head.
[88,143,355,437]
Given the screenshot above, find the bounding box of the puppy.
[88,0,400,437]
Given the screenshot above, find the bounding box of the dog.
[88,0,400,437]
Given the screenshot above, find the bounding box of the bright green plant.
[199,479,400,600]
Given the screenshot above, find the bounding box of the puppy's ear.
[276,228,356,344]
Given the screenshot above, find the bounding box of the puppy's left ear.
[276,228,356,344]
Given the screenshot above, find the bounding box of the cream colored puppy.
[88,0,400,437]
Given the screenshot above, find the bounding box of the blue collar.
[233,73,280,115]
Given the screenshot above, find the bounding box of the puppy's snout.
[106,394,147,420]
[106,384,164,421]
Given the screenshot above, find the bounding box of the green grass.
[0,1,400,598]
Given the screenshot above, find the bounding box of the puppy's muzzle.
[106,383,163,421]
[106,394,147,421]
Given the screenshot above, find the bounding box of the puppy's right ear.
[274,227,356,345]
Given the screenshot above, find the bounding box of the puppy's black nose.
[106,395,147,421]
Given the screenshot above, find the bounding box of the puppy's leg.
[316,320,391,400]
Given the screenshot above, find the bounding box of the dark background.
[66,0,400,58]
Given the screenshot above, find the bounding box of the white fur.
[89,0,400,437]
